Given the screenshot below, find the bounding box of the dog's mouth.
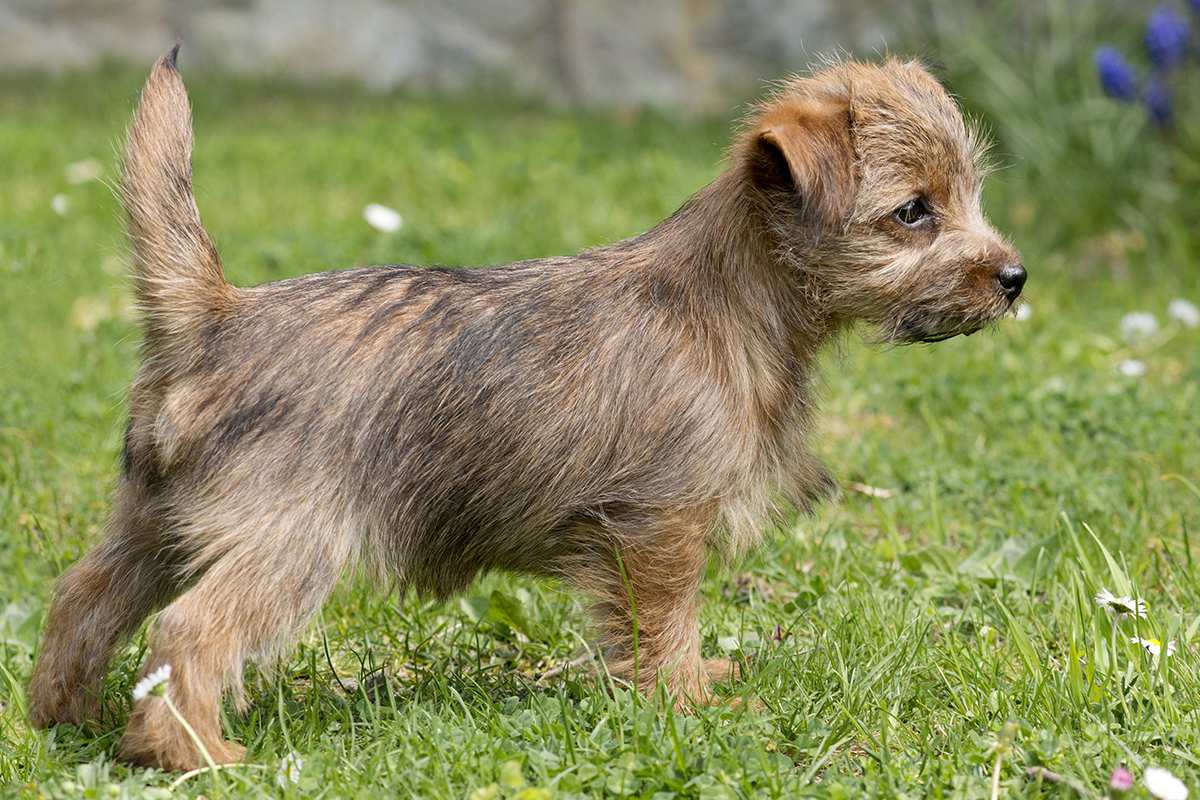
[914,329,966,343]
[896,317,985,344]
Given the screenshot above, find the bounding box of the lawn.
[1,50,1199,798]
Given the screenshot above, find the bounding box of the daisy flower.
[1120,311,1159,342]
[132,664,172,701]
[276,751,303,787]
[1168,299,1199,329]
[1094,589,1147,619]
[1130,636,1177,658]
[65,158,104,184]
[363,203,403,233]
[1117,359,1147,378]
[1145,766,1189,800]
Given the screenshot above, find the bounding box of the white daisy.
[1117,359,1147,378]
[1094,589,1147,619]
[1130,636,1177,658]
[1168,299,1199,329]
[1120,311,1159,342]
[65,158,104,184]
[363,203,403,233]
[276,751,303,787]
[1145,766,1189,800]
[131,664,172,701]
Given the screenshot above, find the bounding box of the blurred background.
[2,0,1198,252]
[4,0,893,109]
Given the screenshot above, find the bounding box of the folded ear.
[746,100,856,228]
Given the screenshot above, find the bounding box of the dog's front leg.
[571,510,714,706]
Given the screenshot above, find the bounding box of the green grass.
[1,59,1199,799]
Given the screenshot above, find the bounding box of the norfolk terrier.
[29,46,1024,770]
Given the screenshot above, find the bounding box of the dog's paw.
[27,680,101,729]
[702,657,744,684]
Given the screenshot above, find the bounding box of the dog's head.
[741,58,1023,343]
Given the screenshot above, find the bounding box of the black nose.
[996,263,1027,299]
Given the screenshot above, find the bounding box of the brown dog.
[28,47,1023,770]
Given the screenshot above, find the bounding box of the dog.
[28,46,1024,770]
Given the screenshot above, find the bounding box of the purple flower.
[1095,47,1138,101]
[1110,766,1134,795]
[1145,77,1173,125]
[1191,0,1200,15]
[1145,6,1190,69]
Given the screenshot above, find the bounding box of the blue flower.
[1145,6,1190,69]
[1095,47,1138,101]
[1144,77,1173,125]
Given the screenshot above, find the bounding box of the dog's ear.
[746,99,856,227]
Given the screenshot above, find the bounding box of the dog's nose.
[996,263,1027,300]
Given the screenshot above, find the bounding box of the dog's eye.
[893,198,931,227]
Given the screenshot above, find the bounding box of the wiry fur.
[28,49,1022,771]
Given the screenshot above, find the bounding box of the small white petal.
[1145,766,1189,800]
[1117,359,1146,378]
[1168,299,1199,329]
[132,664,172,701]
[65,158,104,184]
[363,203,403,233]
[1120,311,1159,342]
[51,194,70,216]
[717,635,740,653]
[1014,303,1032,321]
[276,751,303,786]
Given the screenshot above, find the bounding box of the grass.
[1,54,1199,799]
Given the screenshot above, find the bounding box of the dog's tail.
[121,45,232,350]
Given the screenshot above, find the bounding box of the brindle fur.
[28,47,1022,770]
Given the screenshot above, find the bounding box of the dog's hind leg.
[118,507,353,771]
[29,478,186,728]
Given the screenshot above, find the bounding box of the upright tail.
[121,45,231,349]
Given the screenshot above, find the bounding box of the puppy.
[28,46,1023,770]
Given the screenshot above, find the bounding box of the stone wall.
[0,0,892,110]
